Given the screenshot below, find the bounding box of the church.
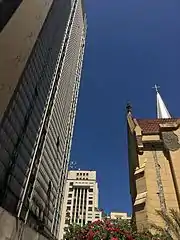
[127,86,180,231]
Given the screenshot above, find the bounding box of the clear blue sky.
[71,0,180,215]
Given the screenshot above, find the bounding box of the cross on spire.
[152,84,160,93]
[152,84,171,119]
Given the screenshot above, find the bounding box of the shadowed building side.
[0,0,87,239]
[127,88,180,232]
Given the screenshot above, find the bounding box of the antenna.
[69,161,77,170]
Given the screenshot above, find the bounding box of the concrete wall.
[0,207,48,240]
[0,0,53,121]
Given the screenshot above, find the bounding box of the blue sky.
[71,0,180,215]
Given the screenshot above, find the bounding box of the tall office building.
[59,170,102,240]
[0,0,86,238]
[127,86,180,232]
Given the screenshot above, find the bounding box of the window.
[65,219,70,224]
[83,173,85,176]
[86,173,88,176]
[67,206,71,211]
[89,201,93,205]
[89,196,93,199]
[69,182,73,186]
[68,193,72,198]
[88,221,91,224]
[88,207,92,211]
[69,188,73,192]
[89,188,93,192]
[77,173,79,176]
[67,200,71,204]
[56,136,60,148]
[66,212,70,217]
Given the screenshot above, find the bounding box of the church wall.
[135,173,146,194]
[127,126,138,203]
[168,128,180,209]
[134,203,147,232]
[142,135,160,141]
[134,140,179,231]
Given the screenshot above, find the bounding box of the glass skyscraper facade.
[0,0,86,238]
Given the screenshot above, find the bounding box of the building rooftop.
[136,118,179,134]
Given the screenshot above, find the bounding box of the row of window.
[76,177,88,180]
[77,172,88,176]
[67,200,93,206]
[23,0,74,236]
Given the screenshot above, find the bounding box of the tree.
[63,218,161,240]
[63,219,134,240]
[151,208,180,240]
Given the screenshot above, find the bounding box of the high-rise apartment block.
[0,0,86,238]
[127,87,180,231]
[59,170,102,239]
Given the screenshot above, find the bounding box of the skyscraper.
[59,170,102,240]
[127,86,180,231]
[0,0,86,238]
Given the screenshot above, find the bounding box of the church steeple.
[153,84,171,119]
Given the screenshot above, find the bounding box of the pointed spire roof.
[154,84,171,119]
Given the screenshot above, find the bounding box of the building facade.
[127,88,180,232]
[59,170,102,240]
[110,212,131,221]
[0,0,86,238]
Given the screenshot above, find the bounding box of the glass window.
[65,219,69,224]
[67,200,71,205]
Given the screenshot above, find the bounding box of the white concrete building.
[59,170,102,239]
[110,212,131,221]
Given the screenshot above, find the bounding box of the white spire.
[153,84,171,119]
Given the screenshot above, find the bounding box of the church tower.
[127,86,180,231]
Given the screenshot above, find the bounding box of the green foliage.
[151,208,180,240]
